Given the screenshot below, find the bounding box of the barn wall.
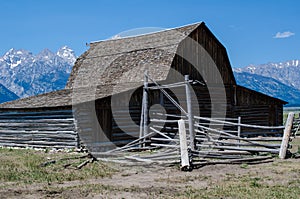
[165,24,238,121]
[171,24,235,85]
[73,99,115,152]
[110,88,143,144]
[171,24,285,128]
[75,85,201,152]
[0,108,79,149]
[84,83,236,151]
[233,86,284,135]
[97,87,178,148]
[73,91,145,152]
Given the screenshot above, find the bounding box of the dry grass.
[0,147,299,198]
[0,147,115,185]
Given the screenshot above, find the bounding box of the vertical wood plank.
[279,112,294,159]
[143,70,149,142]
[178,119,190,170]
[237,116,241,147]
[185,75,195,150]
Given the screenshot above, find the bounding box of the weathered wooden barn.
[0,22,286,153]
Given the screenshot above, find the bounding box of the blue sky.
[0,0,299,67]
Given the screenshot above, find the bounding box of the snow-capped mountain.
[234,60,300,106]
[0,46,76,98]
[234,60,300,90]
[0,83,19,104]
[56,46,77,66]
[234,72,300,106]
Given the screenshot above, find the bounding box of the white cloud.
[273,31,295,39]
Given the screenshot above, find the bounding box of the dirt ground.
[0,157,299,199]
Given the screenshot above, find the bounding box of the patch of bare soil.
[0,158,299,199]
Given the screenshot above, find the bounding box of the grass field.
[0,148,115,185]
[0,112,299,198]
[0,142,300,198]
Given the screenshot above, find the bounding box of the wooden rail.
[194,116,285,130]
[292,115,300,136]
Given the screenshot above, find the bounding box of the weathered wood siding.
[171,23,235,85]
[73,99,113,152]
[231,86,284,136]
[74,87,174,152]
[170,24,285,127]
[0,109,79,148]
[234,86,284,126]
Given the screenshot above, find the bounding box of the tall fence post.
[143,70,149,146]
[279,112,294,159]
[237,116,241,147]
[178,119,190,170]
[185,75,195,150]
[139,102,144,147]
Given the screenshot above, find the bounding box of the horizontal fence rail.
[292,116,300,136]
[194,116,285,130]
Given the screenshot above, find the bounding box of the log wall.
[0,109,79,149]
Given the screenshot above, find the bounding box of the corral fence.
[100,112,296,170]
[292,113,300,137]
[98,72,298,170]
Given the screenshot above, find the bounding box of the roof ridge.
[90,22,202,44]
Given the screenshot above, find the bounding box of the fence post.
[178,119,190,170]
[143,70,149,146]
[185,75,195,150]
[279,112,294,159]
[237,116,241,147]
[139,103,144,147]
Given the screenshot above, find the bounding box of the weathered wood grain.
[0,109,79,149]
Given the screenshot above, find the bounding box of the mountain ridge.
[0,46,76,98]
[234,71,300,106]
[234,59,300,90]
[234,60,300,106]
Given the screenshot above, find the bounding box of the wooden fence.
[98,112,296,170]
[0,109,79,149]
[292,114,300,137]
[193,115,288,161]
